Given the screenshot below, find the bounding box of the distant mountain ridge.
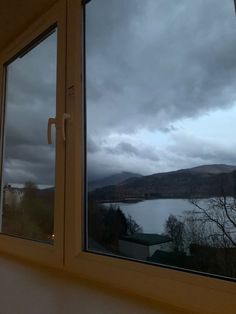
[174,164,236,175]
[89,164,236,201]
[88,171,142,191]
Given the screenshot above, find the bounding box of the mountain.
[88,172,142,191]
[89,164,236,201]
[175,164,236,175]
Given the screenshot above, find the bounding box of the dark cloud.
[7,32,56,108]
[85,0,236,179]
[4,1,236,185]
[5,157,55,185]
[87,0,236,135]
[3,31,57,186]
[87,136,101,153]
[159,125,179,133]
[105,142,160,162]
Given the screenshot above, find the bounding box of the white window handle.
[47,114,70,144]
[47,117,56,144]
[62,113,71,141]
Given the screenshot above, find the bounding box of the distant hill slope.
[89,164,236,201]
[88,172,142,191]
[175,164,236,175]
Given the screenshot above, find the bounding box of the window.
[1,28,57,243]
[1,1,236,313]
[86,0,236,281]
[0,0,66,265]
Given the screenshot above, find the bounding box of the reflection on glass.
[1,29,57,243]
[86,0,236,279]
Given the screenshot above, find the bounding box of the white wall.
[149,241,174,257]
[119,240,174,260]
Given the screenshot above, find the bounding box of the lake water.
[105,199,198,234]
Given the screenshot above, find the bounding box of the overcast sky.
[3,1,236,186]
[4,31,57,186]
[86,0,236,180]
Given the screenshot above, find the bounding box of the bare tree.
[165,214,184,253]
[183,210,206,246]
[190,197,236,248]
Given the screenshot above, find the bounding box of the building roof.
[148,250,187,267]
[120,233,171,246]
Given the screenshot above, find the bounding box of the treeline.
[162,197,236,278]
[88,199,142,251]
[2,182,54,242]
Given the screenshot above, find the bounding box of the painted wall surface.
[149,242,174,257]
[119,240,174,260]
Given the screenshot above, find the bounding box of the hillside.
[88,172,142,191]
[89,164,236,201]
[174,164,236,175]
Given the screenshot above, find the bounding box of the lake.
[105,199,200,234]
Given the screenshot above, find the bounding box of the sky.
[3,30,57,187]
[86,0,236,180]
[3,0,236,186]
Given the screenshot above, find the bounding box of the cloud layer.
[4,31,57,186]
[86,0,236,179]
[3,1,236,185]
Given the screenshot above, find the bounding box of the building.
[119,233,173,260]
[4,185,24,208]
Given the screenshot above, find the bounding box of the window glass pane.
[1,29,57,243]
[86,1,236,279]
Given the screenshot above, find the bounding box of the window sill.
[0,251,184,314]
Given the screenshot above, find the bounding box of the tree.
[190,197,236,248]
[103,206,128,244]
[88,200,142,249]
[165,214,184,253]
[185,197,236,277]
[2,182,55,241]
[88,202,127,245]
[23,181,38,201]
[126,215,143,234]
